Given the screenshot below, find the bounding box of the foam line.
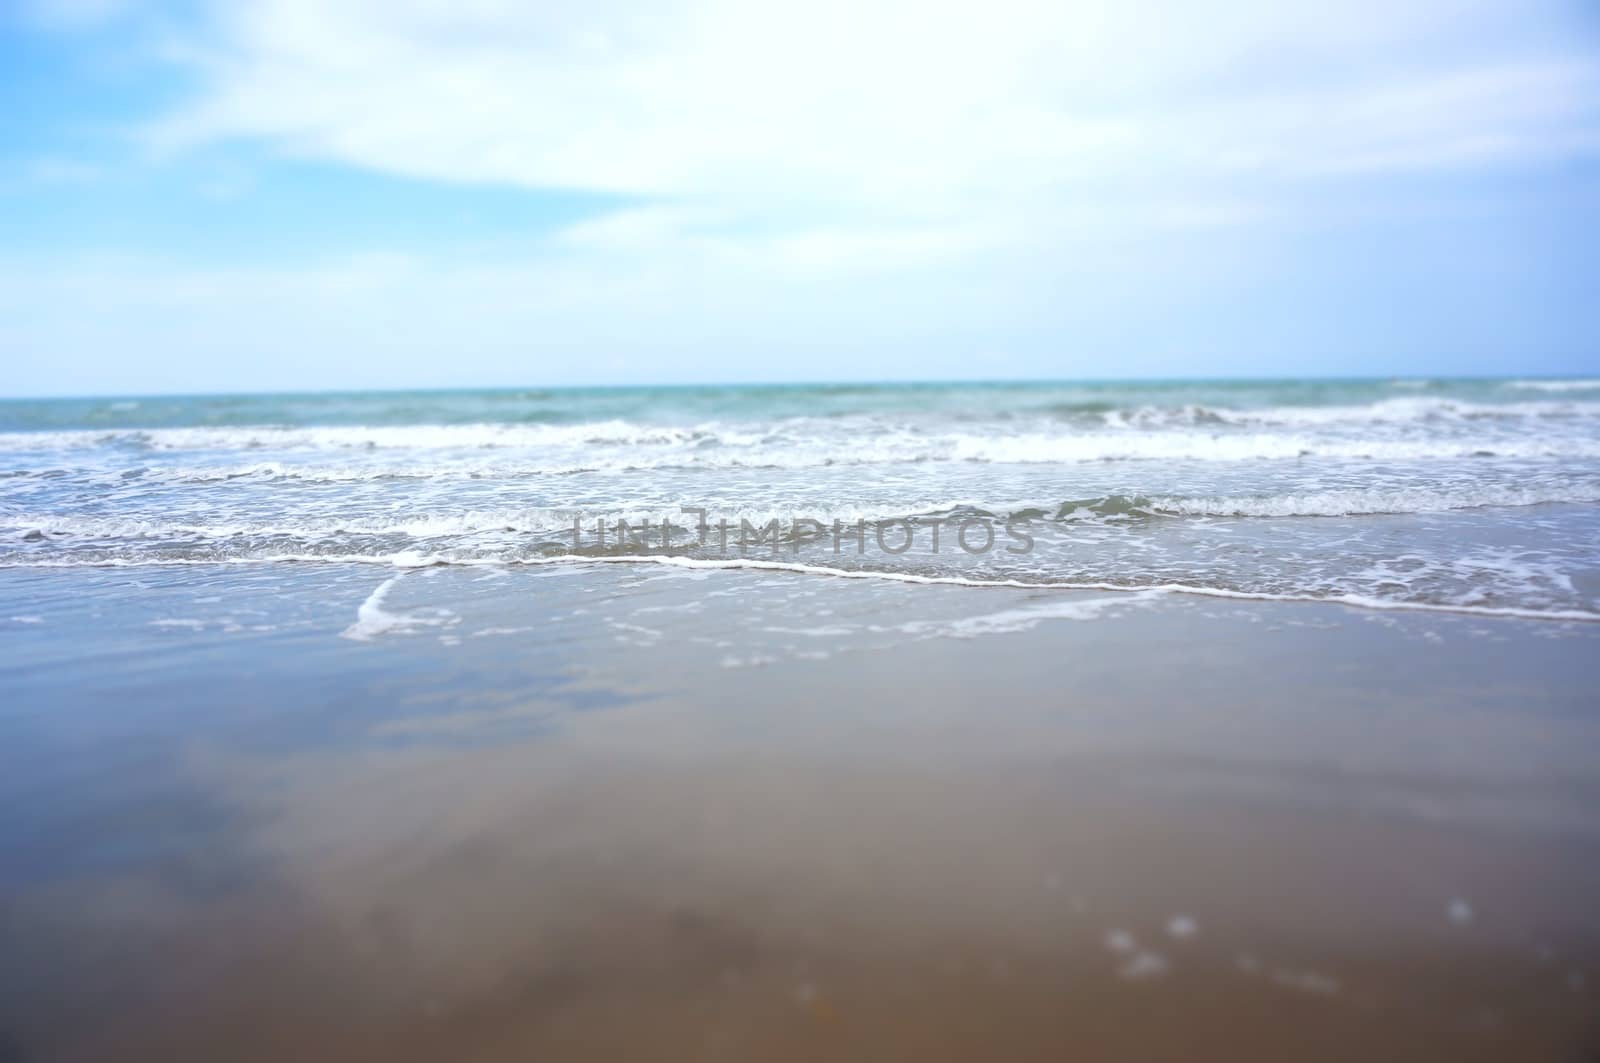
[4,551,1596,622]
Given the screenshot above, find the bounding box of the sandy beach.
[7,0,1599,1055]
[2,562,1596,1061]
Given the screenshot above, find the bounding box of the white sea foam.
[470,625,535,637]
[1,503,956,541]
[898,590,1163,637]
[1148,483,1600,517]
[19,441,1596,492]
[341,577,405,641]
[513,556,1600,622]
[2,550,1597,621]
[1107,396,1599,428]
[7,475,1596,551]
[5,401,1600,475]
[0,420,717,453]
[16,432,1583,481]
[340,576,455,641]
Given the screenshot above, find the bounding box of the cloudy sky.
[2,0,1598,395]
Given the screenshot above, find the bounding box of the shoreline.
[5,552,1598,624]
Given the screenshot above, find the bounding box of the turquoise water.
[3,377,1599,616]
[0,377,1593,431]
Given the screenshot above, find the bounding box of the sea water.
[3,377,1598,618]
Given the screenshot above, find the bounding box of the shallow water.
[1,563,1598,1060]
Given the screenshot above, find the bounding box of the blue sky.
[2,0,1598,396]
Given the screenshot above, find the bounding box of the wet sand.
[1,563,1597,1060]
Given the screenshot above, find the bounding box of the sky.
[1,0,1598,396]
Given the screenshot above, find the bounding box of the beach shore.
[1,562,1597,1061]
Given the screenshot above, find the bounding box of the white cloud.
[144,0,1600,236]
[6,1,1598,394]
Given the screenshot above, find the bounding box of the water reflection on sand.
[1,564,1597,1061]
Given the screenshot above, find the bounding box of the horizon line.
[1,371,1589,403]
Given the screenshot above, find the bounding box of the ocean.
[4,377,1599,618]
[3,379,1599,1060]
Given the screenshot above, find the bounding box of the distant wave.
[1101,396,1600,429]
[1506,379,1600,393]
[2,395,1599,456]
[0,420,729,453]
[6,431,1600,478]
